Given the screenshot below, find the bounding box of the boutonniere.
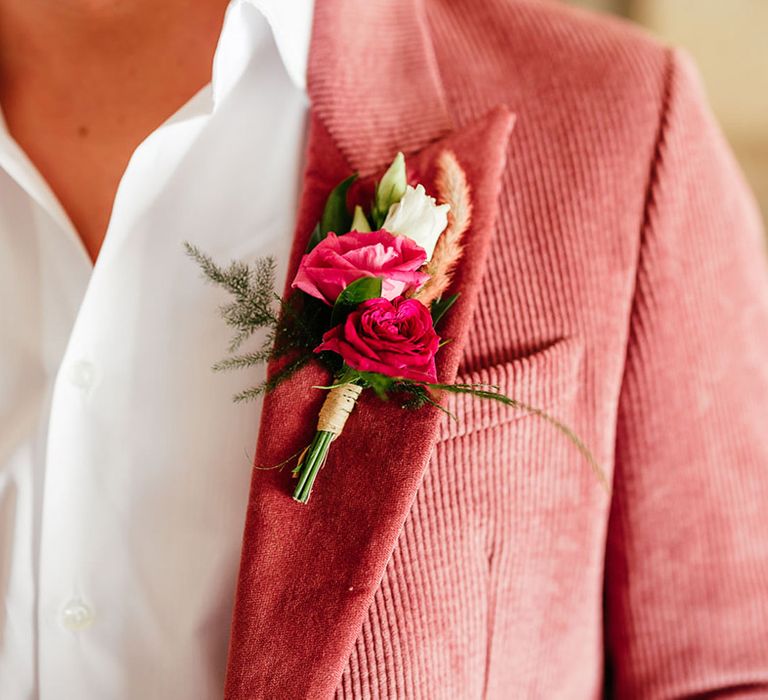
[186,151,606,503]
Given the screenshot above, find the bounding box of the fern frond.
[212,349,273,372]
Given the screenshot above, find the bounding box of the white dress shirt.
[0,1,313,697]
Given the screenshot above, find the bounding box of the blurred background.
[566,0,768,226]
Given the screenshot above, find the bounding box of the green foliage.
[273,291,330,358]
[185,245,606,492]
[355,371,397,400]
[306,174,358,251]
[330,276,382,326]
[430,293,460,326]
[185,243,328,401]
[325,366,607,489]
[184,242,278,352]
[351,205,372,232]
[393,382,456,417]
[232,355,312,403]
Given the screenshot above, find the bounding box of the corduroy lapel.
[224,2,516,697]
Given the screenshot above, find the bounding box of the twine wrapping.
[317,383,363,438]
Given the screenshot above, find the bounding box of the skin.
[0,0,230,262]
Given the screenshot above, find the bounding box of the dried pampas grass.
[413,150,472,307]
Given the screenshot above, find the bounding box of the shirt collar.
[0,0,315,142]
[211,0,314,109]
[246,0,315,92]
[0,0,315,232]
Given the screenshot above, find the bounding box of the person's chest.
[0,0,234,263]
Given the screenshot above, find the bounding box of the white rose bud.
[382,184,450,261]
[374,152,407,221]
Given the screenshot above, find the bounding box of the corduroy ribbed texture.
[227,1,768,697]
[329,1,768,697]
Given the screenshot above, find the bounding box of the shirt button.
[60,600,95,631]
[68,359,95,390]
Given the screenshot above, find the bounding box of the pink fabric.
[225,1,768,697]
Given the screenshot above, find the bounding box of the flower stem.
[291,379,363,504]
[292,430,334,503]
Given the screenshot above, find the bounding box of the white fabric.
[0,1,313,697]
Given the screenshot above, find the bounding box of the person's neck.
[0,0,231,261]
[0,0,231,105]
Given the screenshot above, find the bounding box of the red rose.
[316,296,439,382]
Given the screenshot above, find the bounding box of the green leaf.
[305,222,323,252]
[330,276,382,326]
[306,174,358,252]
[430,293,460,326]
[355,371,397,400]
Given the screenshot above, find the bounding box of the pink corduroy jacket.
[223,0,768,697]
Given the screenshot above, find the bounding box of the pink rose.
[316,296,439,382]
[292,230,429,305]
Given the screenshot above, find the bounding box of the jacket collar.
[307,0,454,174]
[225,1,516,696]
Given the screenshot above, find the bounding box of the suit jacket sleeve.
[605,48,768,698]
